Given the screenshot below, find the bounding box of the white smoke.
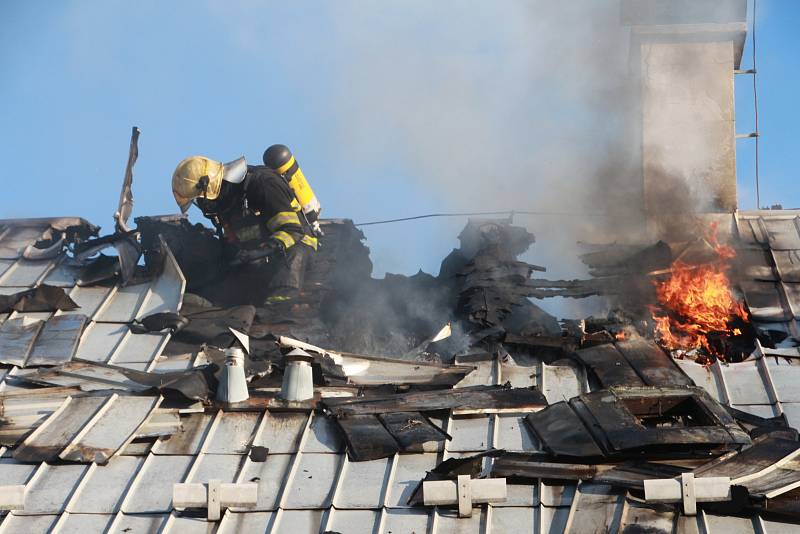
[208,0,740,317]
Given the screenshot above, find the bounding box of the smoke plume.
[211,0,739,317]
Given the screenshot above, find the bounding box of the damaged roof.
[2,212,800,533]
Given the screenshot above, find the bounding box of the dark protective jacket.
[196,165,317,253]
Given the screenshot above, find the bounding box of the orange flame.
[650,224,749,359]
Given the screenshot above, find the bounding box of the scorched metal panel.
[27,314,87,366]
[201,411,261,455]
[251,412,309,454]
[151,412,213,455]
[0,317,44,367]
[41,257,82,287]
[59,395,159,463]
[13,396,107,462]
[0,226,47,260]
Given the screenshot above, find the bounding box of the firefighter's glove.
[311,220,324,237]
[230,249,263,266]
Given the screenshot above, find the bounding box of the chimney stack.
[623,0,747,215]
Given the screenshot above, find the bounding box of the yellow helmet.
[171,156,247,212]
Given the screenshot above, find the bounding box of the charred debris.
[2,211,800,527]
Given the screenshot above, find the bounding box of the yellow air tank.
[263,144,321,223]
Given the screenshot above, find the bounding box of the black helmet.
[263,144,293,171]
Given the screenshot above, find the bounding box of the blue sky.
[0,1,796,281]
[735,0,800,211]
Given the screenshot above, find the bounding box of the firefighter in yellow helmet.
[171,154,318,304]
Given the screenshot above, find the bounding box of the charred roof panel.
[26,314,87,366]
[0,225,48,259]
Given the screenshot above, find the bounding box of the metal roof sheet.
[0,227,184,375]
[270,509,323,534]
[332,455,392,509]
[27,314,87,366]
[0,513,57,533]
[59,395,159,463]
[61,286,113,318]
[66,456,144,514]
[17,462,89,515]
[152,412,214,456]
[0,259,56,287]
[447,415,493,453]
[217,511,273,534]
[2,214,800,532]
[107,512,168,533]
[185,453,245,486]
[232,454,294,512]
[251,412,309,454]
[120,454,195,514]
[40,256,83,288]
[202,411,260,455]
[14,396,107,462]
[55,513,115,533]
[326,509,380,534]
[281,453,342,509]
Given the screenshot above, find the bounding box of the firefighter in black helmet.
[171,154,318,304]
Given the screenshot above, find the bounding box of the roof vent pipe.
[216,347,249,404]
[280,349,315,401]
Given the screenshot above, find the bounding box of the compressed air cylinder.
[263,144,321,223]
